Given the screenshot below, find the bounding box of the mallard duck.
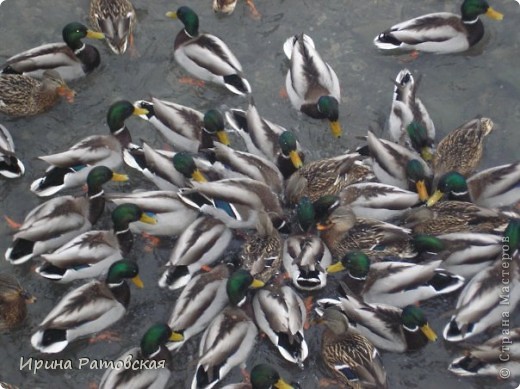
[105,190,198,237]
[30,100,147,197]
[448,328,520,377]
[209,142,284,195]
[283,33,342,138]
[89,0,136,55]
[158,216,233,290]
[167,266,264,351]
[220,364,298,389]
[282,197,332,291]
[5,166,128,265]
[0,273,35,331]
[0,124,24,178]
[444,251,520,342]
[124,144,210,191]
[367,130,432,195]
[253,285,308,365]
[403,200,512,235]
[412,232,503,279]
[239,212,283,284]
[212,0,261,19]
[31,259,143,353]
[427,162,520,208]
[339,183,420,221]
[99,323,181,389]
[317,205,415,261]
[192,306,257,389]
[319,307,388,388]
[388,69,435,160]
[432,117,494,180]
[135,98,230,152]
[285,152,373,205]
[166,6,251,96]
[226,98,304,178]
[327,252,464,307]
[178,178,287,230]
[374,0,503,54]
[0,70,74,117]
[316,282,437,353]
[1,22,105,80]
[36,204,156,283]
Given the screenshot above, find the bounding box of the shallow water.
[0,0,519,388]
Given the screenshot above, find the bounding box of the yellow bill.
[426,189,444,207]
[486,7,503,21]
[326,261,346,273]
[111,172,129,182]
[290,150,303,169]
[165,11,178,19]
[140,212,157,224]
[250,279,265,289]
[86,30,106,40]
[192,169,207,183]
[133,106,149,116]
[132,275,144,288]
[416,180,429,202]
[329,120,342,138]
[169,331,184,342]
[421,323,438,342]
[217,130,230,146]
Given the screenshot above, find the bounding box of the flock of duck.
[0,0,519,388]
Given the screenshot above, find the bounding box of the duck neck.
[112,125,132,148]
[115,226,134,254]
[108,280,131,308]
[87,189,106,224]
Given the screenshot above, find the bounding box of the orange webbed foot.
[179,76,205,88]
[244,0,261,20]
[279,86,288,99]
[399,50,419,63]
[4,215,21,229]
[304,296,313,330]
[89,330,120,344]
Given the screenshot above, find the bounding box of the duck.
[0,124,24,178]
[327,251,464,307]
[373,0,503,54]
[123,144,210,191]
[5,166,128,265]
[212,0,261,19]
[105,190,198,237]
[192,306,258,389]
[427,162,520,209]
[178,177,287,230]
[209,142,284,195]
[158,215,233,290]
[252,285,308,365]
[0,70,74,117]
[167,266,264,351]
[239,211,283,284]
[366,130,432,195]
[388,69,435,160]
[31,259,143,353]
[1,22,105,80]
[317,205,415,261]
[220,364,298,389]
[411,232,503,279]
[89,0,136,55]
[35,204,156,283]
[282,197,332,291]
[285,152,373,204]
[319,307,388,388]
[283,33,342,138]
[444,253,520,342]
[316,282,437,353]
[0,273,35,331]
[166,6,251,96]
[339,183,421,221]
[432,117,494,180]
[30,100,147,197]
[403,200,513,235]
[448,328,520,377]
[135,98,230,152]
[99,323,181,389]
[225,98,304,178]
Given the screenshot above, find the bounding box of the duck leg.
[244,0,261,19]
